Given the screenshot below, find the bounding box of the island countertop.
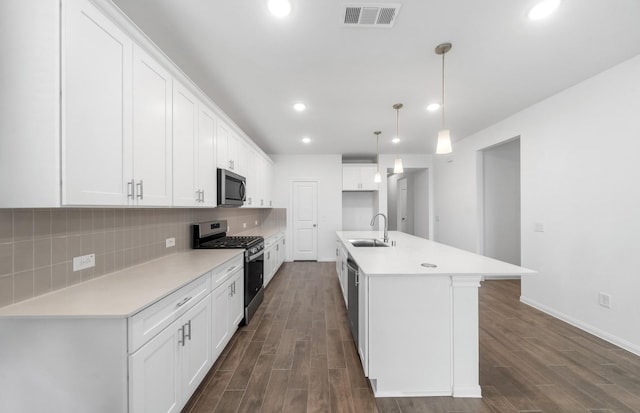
[336,231,535,277]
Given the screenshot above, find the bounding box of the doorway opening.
[386,168,429,239]
[478,137,521,267]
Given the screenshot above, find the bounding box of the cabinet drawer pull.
[185,320,192,341]
[127,179,135,199]
[136,180,144,200]
[176,296,192,307]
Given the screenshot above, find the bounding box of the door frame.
[476,136,521,268]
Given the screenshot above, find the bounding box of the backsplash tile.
[0,207,286,307]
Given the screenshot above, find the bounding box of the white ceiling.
[112,0,640,157]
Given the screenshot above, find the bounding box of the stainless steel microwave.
[217,168,246,207]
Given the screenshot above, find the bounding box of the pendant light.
[373,131,382,183]
[435,42,453,154]
[392,103,404,173]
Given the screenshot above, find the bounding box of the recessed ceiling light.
[426,103,440,112]
[392,137,400,144]
[302,137,311,144]
[528,0,560,20]
[293,102,306,112]
[268,0,292,17]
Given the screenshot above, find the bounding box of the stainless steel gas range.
[192,220,264,325]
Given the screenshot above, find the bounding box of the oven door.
[245,249,264,304]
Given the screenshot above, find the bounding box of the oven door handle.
[248,250,264,262]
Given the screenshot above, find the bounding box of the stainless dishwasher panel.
[346,256,359,346]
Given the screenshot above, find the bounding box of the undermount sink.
[349,238,389,248]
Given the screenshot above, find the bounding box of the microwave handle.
[239,180,246,201]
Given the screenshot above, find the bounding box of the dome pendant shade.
[436,129,452,154]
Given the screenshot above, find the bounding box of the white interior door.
[397,177,408,233]
[292,181,318,261]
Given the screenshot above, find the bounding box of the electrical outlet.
[255,220,258,226]
[534,222,545,232]
[165,237,176,248]
[73,254,95,272]
[598,293,611,308]
[243,222,247,229]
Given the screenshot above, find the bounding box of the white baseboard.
[520,296,640,356]
[453,385,482,398]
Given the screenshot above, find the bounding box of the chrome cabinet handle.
[355,269,360,287]
[136,180,144,199]
[127,179,135,199]
[176,296,192,307]
[185,320,192,341]
[201,190,204,203]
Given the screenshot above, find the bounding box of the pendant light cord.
[441,50,446,129]
[396,107,400,159]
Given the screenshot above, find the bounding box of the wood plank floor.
[183,262,640,413]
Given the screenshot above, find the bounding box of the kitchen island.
[336,230,535,398]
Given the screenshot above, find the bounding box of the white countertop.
[337,231,536,277]
[235,226,284,239]
[0,250,244,318]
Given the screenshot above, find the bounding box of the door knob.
[313,224,317,227]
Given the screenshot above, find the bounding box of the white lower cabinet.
[212,266,244,359]
[264,233,285,287]
[129,285,212,413]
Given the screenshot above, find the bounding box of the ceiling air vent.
[341,3,401,28]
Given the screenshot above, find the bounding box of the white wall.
[482,139,521,265]
[342,192,377,230]
[271,154,342,262]
[433,54,640,354]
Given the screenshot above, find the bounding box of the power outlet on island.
[243,222,247,229]
[165,237,176,248]
[73,254,95,272]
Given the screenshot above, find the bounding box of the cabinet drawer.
[128,274,211,353]
[211,255,243,290]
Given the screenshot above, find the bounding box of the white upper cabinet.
[197,106,217,207]
[216,120,239,172]
[131,45,173,206]
[342,164,379,191]
[243,148,257,207]
[2,0,272,208]
[63,0,173,207]
[62,0,133,205]
[172,82,199,207]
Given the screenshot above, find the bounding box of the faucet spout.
[370,213,389,243]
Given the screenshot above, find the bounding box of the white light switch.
[165,238,176,248]
[534,222,545,232]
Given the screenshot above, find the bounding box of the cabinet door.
[256,156,267,207]
[235,137,246,178]
[216,121,231,170]
[229,269,245,327]
[211,279,231,359]
[264,245,275,286]
[342,165,360,191]
[181,296,212,400]
[62,0,133,205]
[243,149,257,207]
[198,106,217,206]
[227,133,239,172]
[359,164,379,190]
[172,81,199,207]
[129,321,181,413]
[132,46,173,206]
